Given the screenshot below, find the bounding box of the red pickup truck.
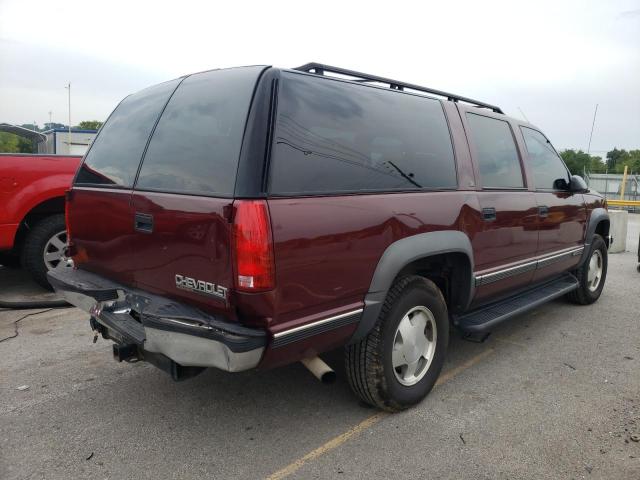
[0,153,81,288]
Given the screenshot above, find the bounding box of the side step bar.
[453,274,579,334]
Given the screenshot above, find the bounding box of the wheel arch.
[579,208,610,265]
[13,196,65,253]
[350,231,475,343]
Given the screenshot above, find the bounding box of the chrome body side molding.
[272,309,363,348]
[475,246,584,287]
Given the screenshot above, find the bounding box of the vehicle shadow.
[0,265,61,302]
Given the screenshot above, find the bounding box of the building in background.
[37,128,97,155]
[587,173,640,206]
[0,123,97,156]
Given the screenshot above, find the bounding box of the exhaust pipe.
[301,356,336,384]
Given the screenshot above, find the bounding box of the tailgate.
[130,192,235,318]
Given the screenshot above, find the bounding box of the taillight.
[233,200,275,292]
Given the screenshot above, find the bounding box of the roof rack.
[293,62,503,114]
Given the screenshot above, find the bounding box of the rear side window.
[521,127,569,190]
[136,67,263,196]
[75,79,180,187]
[269,73,457,195]
[466,113,524,189]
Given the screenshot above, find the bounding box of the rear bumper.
[47,266,267,373]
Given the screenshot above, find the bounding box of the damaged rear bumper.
[47,266,267,374]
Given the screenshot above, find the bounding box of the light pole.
[65,83,71,153]
[587,104,598,155]
[48,111,52,128]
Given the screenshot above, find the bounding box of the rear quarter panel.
[261,191,480,368]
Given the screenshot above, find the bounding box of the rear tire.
[20,214,67,290]
[345,275,449,412]
[566,234,607,305]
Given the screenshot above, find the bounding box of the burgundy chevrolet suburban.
[49,63,611,411]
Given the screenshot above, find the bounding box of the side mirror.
[569,175,588,193]
[553,178,570,190]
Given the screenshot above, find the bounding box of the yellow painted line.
[434,348,495,386]
[265,412,388,480]
[265,348,495,480]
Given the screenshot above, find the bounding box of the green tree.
[611,149,640,174]
[560,149,605,175]
[43,122,67,131]
[0,132,34,153]
[75,120,103,130]
[20,123,41,132]
[0,132,20,152]
[17,137,34,153]
[606,148,625,170]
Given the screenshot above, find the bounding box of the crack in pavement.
[0,309,53,343]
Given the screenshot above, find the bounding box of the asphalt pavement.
[1,215,639,480]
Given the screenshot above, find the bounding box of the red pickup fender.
[0,154,81,250]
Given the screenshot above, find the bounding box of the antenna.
[587,104,598,155]
[517,107,530,123]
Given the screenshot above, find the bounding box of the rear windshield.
[75,66,264,194]
[269,72,457,195]
[75,79,180,187]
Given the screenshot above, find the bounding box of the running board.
[454,274,579,334]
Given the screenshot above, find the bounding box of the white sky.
[1,0,639,155]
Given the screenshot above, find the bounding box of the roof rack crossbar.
[293,62,503,114]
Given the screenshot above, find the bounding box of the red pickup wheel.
[20,214,68,290]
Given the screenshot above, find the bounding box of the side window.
[136,67,262,196]
[466,113,524,189]
[521,127,569,190]
[75,79,180,187]
[269,73,457,195]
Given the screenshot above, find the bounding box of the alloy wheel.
[43,230,67,270]
[587,249,603,292]
[392,305,437,386]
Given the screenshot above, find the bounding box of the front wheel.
[345,275,449,412]
[566,234,608,305]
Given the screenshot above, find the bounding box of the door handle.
[482,207,497,222]
[134,212,154,233]
[538,206,549,218]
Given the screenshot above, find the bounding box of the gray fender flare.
[579,208,610,264]
[350,231,474,343]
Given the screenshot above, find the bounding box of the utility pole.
[48,111,52,127]
[587,104,598,155]
[65,83,71,154]
[620,165,629,201]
